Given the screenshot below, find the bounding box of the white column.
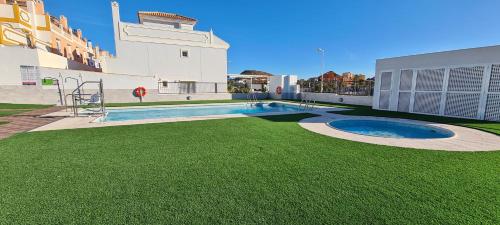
[372,71,382,109]
[478,64,492,120]
[409,69,418,113]
[439,68,451,115]
[111,1,121,56]
[389,69,400,111]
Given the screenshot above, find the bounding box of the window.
[20,66,39,85]
[181,50,189,58]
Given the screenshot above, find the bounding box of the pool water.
[328,119,455,139]
[102,103,301,122]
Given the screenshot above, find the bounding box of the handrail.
[246,92,260,106]
[299,93,316,111]
[70,79,105,117]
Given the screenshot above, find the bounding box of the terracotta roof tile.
[138,11,197,23]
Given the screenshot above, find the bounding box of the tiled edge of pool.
[31,101,343,132]
[326,119,456,139]
[299,114,500,152]
[96,102,304,123]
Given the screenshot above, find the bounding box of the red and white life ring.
[276,86,283,95]
[134,86,147,97]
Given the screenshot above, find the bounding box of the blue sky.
[45,0,500,78]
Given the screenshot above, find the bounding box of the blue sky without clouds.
[44,0,500,78]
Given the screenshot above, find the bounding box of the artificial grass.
[104,99,250,108]
[0,103,52,117]
[0,114,498,224]
[0,103,52,110]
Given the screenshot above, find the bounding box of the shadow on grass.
[256,113,319,123]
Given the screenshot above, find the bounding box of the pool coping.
[325,118,457,139]
[299,113,500,152]
[31,101,343,132]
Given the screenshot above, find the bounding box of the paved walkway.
[299,113,500,152]
[32,103,345,132]
[0,106,66,140]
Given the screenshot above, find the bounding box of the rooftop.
[138,11,197,25]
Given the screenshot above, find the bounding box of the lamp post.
[317,48,325,93]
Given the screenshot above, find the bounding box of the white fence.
[376,63,500,121]
[301,93,373,106]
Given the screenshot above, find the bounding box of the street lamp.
[317,48,325,93]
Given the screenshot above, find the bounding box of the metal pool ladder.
[68,79,106,117]
[246,92,259,106]
[299,93,316,111]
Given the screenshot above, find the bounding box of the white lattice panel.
[489,64,500,93]
[445,93,481,118]
[485,94,500,121]
[416,69,445,91]
[380,72,392,91]
[398,92,411,112]
[399,70,413,91]
[448,66,484,92]
[413,92,441,115]
[379,91,390,110]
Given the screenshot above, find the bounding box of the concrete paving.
[299,113,500,152]
[0,106,66,140]
[32,102,343,132]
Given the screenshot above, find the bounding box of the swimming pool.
[101,103,302,122]
[328,119,455,139]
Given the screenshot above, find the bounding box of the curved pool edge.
[326,119,456,140]
[298,115,500,152]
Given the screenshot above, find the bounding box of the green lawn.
[0,103,52,117]
[0,114,498,224]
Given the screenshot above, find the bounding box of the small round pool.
[328,119,455,139]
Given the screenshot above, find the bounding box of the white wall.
[301,93,372,106]
[105,41,228,83]
[105,2,230,84]
[0,5,14,18]
[0,46,71,85]
[269,75,299,99]
[37,67,156,90]
[0,46,41,85]
[0,86,232,105]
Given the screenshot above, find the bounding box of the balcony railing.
[299,80,375,96]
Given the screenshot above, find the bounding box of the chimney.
[35,0,45,14]
[59,15,68,30]
[76,29,82,39]
[95,45,100,56]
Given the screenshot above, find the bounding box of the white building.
[104,2,230,87]
[373,45,500,121]
[0,1,232,104]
